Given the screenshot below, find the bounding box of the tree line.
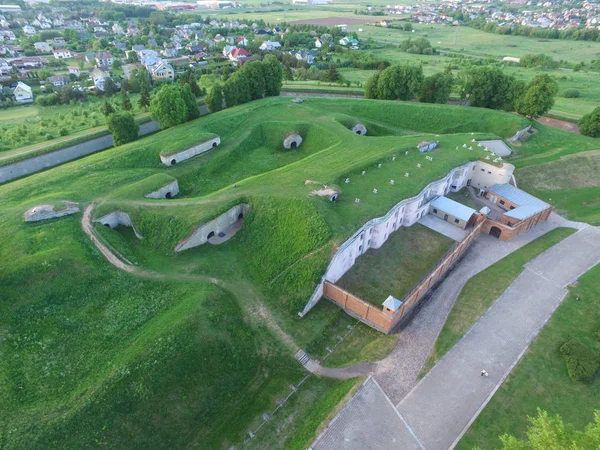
[205,55,283,113]
[364,64,559,119]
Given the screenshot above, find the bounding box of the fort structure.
[175,204,249,252]
[352,123,367,135]
[160,135,220,166]
[283,133,303,149]
[24,201,80,222]
[94,211,144,239]
[144,179,180,199]
[300,159,553,334]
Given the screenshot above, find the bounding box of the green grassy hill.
[1,96,598,449]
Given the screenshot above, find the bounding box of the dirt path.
[536,116,580,134]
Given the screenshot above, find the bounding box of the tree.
[102,78,117,97]
[328,64,339,82]
[283,64,294,81]
[184,69,202,97]
[578,106,600,137]
[376,64,424,101]
[263,54,283,97]
[242,61,266,100]
[205,82,224,113]
[515,74,558,118]
[182,84,200,121]
[100,100,115,117]
[107,112,139,146]
[150,84,187,129]
[419,72,453,104]
[138,84,150,110]
[221,66,230,82]
[364,71,380,99]
[120,89,132,111]
[112,59,122,70]
[497,409,600,449]
[462,66,517,111]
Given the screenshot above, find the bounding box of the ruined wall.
[160,136,221,166]
[144,180,179,199]
[175,204,248,252]
[0,121,159,184]
[299,161,476,317]
[94,211,144,239]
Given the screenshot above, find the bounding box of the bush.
[595,328,600,341]
[561,88,580,98]
[578,106,600,138]
[560,339,599,382]
[59,127,68,136]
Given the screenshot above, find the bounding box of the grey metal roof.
[430,196,476,222]
[382,295,402,311]
[504,205,544,221]
[489,184,549,209]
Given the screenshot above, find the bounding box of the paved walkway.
[312,223,600,450]
[418,215,468,242]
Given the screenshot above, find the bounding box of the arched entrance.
[171,159,176,166]
[290,141,297,148]
[238,213,244,220]
[207,231,215,239]
[212,142,217,148]
[165,192,172,199]
[489,226,502,239]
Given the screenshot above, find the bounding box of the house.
[236,36,248,46]
[162,45,178,58]
[68,65,80,76]
[51,37,67,48]
[53,49,73,59]
[22,25,36,36]
[113,40,127,51]
[149,60,175,81]
[228,47,248,61]
[259,40,281,51]
[0,29,16,41]
[34,42,53,53]
[339,37,359,47]
[90,66,109,83]
[12,81,33,103]
[314,37,322,48]
[286,50,316,64]
[127,24,139,35]
[95,51,114,66]
[47,75,70,87]
[380,19,392,26]
[222,45,236,57]
[112,24,124,35]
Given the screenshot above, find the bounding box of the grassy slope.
[516,150,600,225]
[1,97,596,449]
[420,227,576,376]
[458,264,600,449]
[337,223,454,306]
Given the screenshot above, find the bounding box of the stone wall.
[144,180,179,199]
[299,161,478,317]
[175,204,248,252]
[0,121,159,184]
[160,136,220,166]
[94,211,144,239]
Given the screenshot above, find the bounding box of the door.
[443,214,448,221]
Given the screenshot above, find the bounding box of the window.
[454,218,459,224]
[488,171,492,174]
[499,200,505,205]
[481,168,485,172]
[472,166,475,171]
[358,245,362,252]
[433,208,438,214]
[510,206,515,210]
[507,222,513,227]
[367,239,371,245]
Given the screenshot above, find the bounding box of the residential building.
[12,81,33,103]
[259,40,281,51]
[95,51,115,66]
[53,49,73,59]
[47,75,69,87]
[34,42,53,53]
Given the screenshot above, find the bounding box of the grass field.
[420,227,576,376]
[337,224,454,306]
[458,263,600,449]
[1,96,598,448]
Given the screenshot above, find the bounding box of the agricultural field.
[2,96,599,449]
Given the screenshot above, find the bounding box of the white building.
[12,81,33,103]
[259,40,281,51]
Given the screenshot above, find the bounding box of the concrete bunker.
[417,141,439,153]
[24,201,80,222]
[352,123,367,135]
[508,125,535,143]
[312,187,340,202]
[94,211,143,239]
[283,133,303,149]
[175,204,249,252]
[145,179,180,200]
[160,135,221,166]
